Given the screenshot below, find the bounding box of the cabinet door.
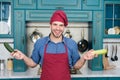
[37,0,81,10]
[32,78,40,80]
[26,10,92,22]
[88,11,103,71]
[88,77,107,80]
[10,79,32,80]
[72,78,87,80]
[0,0,13,38]
[33,78,87,80]
[14,0,36,9]
[108,77,120,80]
[82,0,104,10]
[104,1,120,38]
[13,10,27,72]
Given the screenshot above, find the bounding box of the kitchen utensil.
[111,45,115,61]
[103,53,115,70]
[37,67,42,75]
[30,29,42,43]
[77,28,88,53]
[92,49,107,55]
[70,67,77,74]
[105,45,109,58]
[0,2,9,34]
[64,29,72,38]
[114,45,118,61]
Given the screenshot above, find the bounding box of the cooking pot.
[30,29,42,43]
[70,68,77,74]
[77,29,88,53]
[64,29,72,38]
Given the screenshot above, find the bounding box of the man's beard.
[51,31,63,38]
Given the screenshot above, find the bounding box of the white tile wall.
[0,38,14,67]
[26,22,90,69]
[2,22,120,69]
[0,39,14,59]
[26,22,90,57]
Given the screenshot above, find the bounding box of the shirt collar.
[45,34,66,44]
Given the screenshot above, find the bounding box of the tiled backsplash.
[2,22,120,70]
[26,22,90,69]
[0,39,14,66]
[26,22,90,57]
[0,22,90,69]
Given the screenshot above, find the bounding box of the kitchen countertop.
[0,66,120,79]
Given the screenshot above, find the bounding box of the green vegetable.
[4,42,14,53]
[93,49,107,55]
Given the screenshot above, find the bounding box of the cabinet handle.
[22,36,24,45]
[83,0,86,4]
[94,37,96,45]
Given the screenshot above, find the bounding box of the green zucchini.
[4,42,14,53]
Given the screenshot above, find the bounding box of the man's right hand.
[11,50,26,60]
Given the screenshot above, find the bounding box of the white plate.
[108,28,115,34]
[0,21,9,34]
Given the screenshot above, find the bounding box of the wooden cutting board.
[103,55,115,70]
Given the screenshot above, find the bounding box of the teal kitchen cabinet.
[33,79,38,80]
[104,0,120,38]
[72,78,87,80]
[26,10,92,22]
[10,79,32,80]
[0,78,33,80]
[82,0,104,10]
[13,10,27,72]
[87,77,120,80]
[66,11,92,22]
[87,77,107,80]
[13,0,103,72]
[0,0,13,38]
[32,78,87,80]
[14,0,36,9]
[88,11,103,71]
[108,77,120,80]
[37,0,82,10]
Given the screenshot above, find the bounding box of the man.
[11,10,97,80]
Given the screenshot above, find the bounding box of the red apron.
[41,43,71,80]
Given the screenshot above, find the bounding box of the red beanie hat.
[50,10,68,27]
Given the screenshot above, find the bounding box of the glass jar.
[0,59,5,70]
[7,58,13,70]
